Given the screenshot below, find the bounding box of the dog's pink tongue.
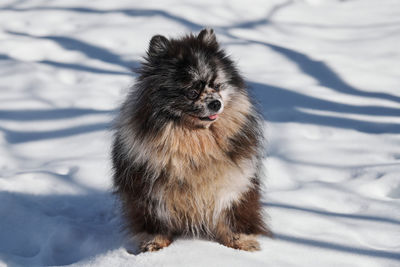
[208,114,218,120]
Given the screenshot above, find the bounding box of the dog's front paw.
[234,234,260,251]
[140,234,172,252]
[225,234,261,251]
[141,241,164,252]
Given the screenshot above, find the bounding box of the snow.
[1,0,400,266]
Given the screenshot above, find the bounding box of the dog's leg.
[230,183,273,238]
[136,232,172,252]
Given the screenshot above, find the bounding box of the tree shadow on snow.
[6,31,133,70]
[263,202,400,261]
[1,32,137,77]
[0,6,203,31]
[0,122,110,144]
[0,107,115,144]
[274,233,400,261]
[249,41,400,104]
[0,108,114,121]
[0,190,125,266]
[265,202,400,225]
[248,81,400,134]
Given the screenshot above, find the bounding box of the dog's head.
[138,29,245,128]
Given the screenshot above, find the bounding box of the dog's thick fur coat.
[112,29,271,252]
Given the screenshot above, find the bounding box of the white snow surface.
[1,0,400,266]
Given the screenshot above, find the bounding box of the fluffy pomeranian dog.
[112,29,271,252]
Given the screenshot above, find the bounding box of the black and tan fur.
[112,29,272,252]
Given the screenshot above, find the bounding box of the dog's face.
[142,29,244,128]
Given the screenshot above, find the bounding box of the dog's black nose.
[208,100,221,112]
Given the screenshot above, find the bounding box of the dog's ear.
[148,35,169,56]
[198,28,217,46]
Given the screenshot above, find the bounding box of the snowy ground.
[1,0,400,266]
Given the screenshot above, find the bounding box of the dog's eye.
[187,90,199,100]
[214,84,221,91]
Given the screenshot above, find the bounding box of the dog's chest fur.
[146,113,256,233]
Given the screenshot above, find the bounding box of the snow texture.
[0,0,400,266]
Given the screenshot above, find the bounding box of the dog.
[112,28,271,252]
